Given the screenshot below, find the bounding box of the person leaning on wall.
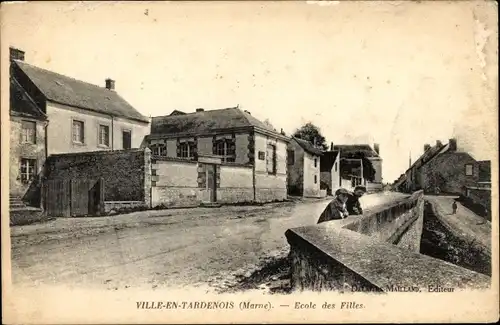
[317,188,350,224]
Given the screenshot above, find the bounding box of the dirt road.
[11,192,407,291]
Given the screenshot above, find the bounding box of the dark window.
[266,144,276,174]
[21,121,36,144]
[258,151,266,160]
[20,158,36,183]
[72,120,84,143]
[215,139,236,162]
[287,150,294,165]
[314,175,317,184]
[314,158,317,168]
[334,162,338,172]
[150,144,167,156]
[122,130,131,149]
[179,142,195,158]
[98,125,110,146]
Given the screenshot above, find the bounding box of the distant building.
[146,107,289,204]
[333,143,383,192]
[287,137,323,197]
[319,150,340,196]
[9,47,149,205]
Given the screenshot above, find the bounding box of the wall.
[254,133,287,202]
[287,140,305,195]
[420,152,479,194]
[368,157,383,183]
[465,187,492,212]
[46,102,149,155]
[303,151,320,198]
[9,116,46,199]
[151,158,201,207]
[218,165,254,203]
[44,148,148,202]
[285,191,490,292]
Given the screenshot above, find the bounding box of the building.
[9,47,150,206]
[145,107,289,205]
[319,150,340,196]
[394,138,486,195]
[287,137,323,197]
[333,143,383,192]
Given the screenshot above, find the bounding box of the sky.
[2,1,498,182]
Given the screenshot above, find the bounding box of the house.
[333,143,383,192]
[145,107,289,205]
[395,138,485,195]
[287,137,323,197]
[9,47,150,205]
[319,150,340,196]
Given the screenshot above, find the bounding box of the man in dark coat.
[345,186,367,215]
[317,188,350,224]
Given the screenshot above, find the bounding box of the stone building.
[287,137,323,197]
[146,107,289,205]
[9,47,150,206]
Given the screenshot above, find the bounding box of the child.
[452,200,458,214]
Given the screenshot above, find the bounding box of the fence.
[43,178,104,217]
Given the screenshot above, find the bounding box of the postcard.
[1,1,498,323]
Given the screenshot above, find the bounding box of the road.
[425,195,491,254]
[11,192,407,291]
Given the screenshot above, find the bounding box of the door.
[122,130,131,149]
[206,164,217,202]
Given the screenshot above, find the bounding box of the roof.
[10,77,47,120]
[293,137,324,156]
[320,150,339,172]
[170,110,186,116]
[150,107,286,139]
[333,144,380,158]
[13,60,149,123]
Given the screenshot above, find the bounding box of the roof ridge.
[14,60,109,91]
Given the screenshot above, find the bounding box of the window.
[314,175,317,184]
[287,150,295,165]
[72,120,84,143]
[314,158,317,168]
[21,121,36,144]
[150,144,167,156]
[179,142,195,158]
[465,164,473,176]
[215,139,236,162]
[98,125,110,147]
[20,158,36,183]
[122,130,131,149]
[266,144,276,174]
[334,162,338,172]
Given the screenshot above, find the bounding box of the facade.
[333,143,383,192]
[394,138,485,195]
[319,150,340,196]
[287,137,323,197]
[146,107,289,204]
[9,47,150,204]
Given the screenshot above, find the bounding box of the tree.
[292,122,328,151]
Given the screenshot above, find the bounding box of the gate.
[43,178,104,217]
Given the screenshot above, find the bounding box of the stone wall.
[285,191,490,292]
[465,187,492,212]
[44,148,148,203]
[218,165,254,203]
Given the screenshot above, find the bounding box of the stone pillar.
[143,147,152,208]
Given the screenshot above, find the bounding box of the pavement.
[425,195,491,254]
[10,192,407,291]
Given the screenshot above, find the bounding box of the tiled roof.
[10,78,47,120]
[150,107,285,138]
[320,150,339,172]
[13,60,149,123]
[333,144,380,158]
[293,137,324,156]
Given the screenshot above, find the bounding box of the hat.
[335,188,350,196]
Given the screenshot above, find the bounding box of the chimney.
[10,47,25,61]
[280,128,285,135]
[330,142,334,151]
[436,140,442,146]
[424,144,431,152]
[244,110,251,115]
[196,108,204,112]
[374,143,380,155]
[448,138,457,151]
[105,78,115,90]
